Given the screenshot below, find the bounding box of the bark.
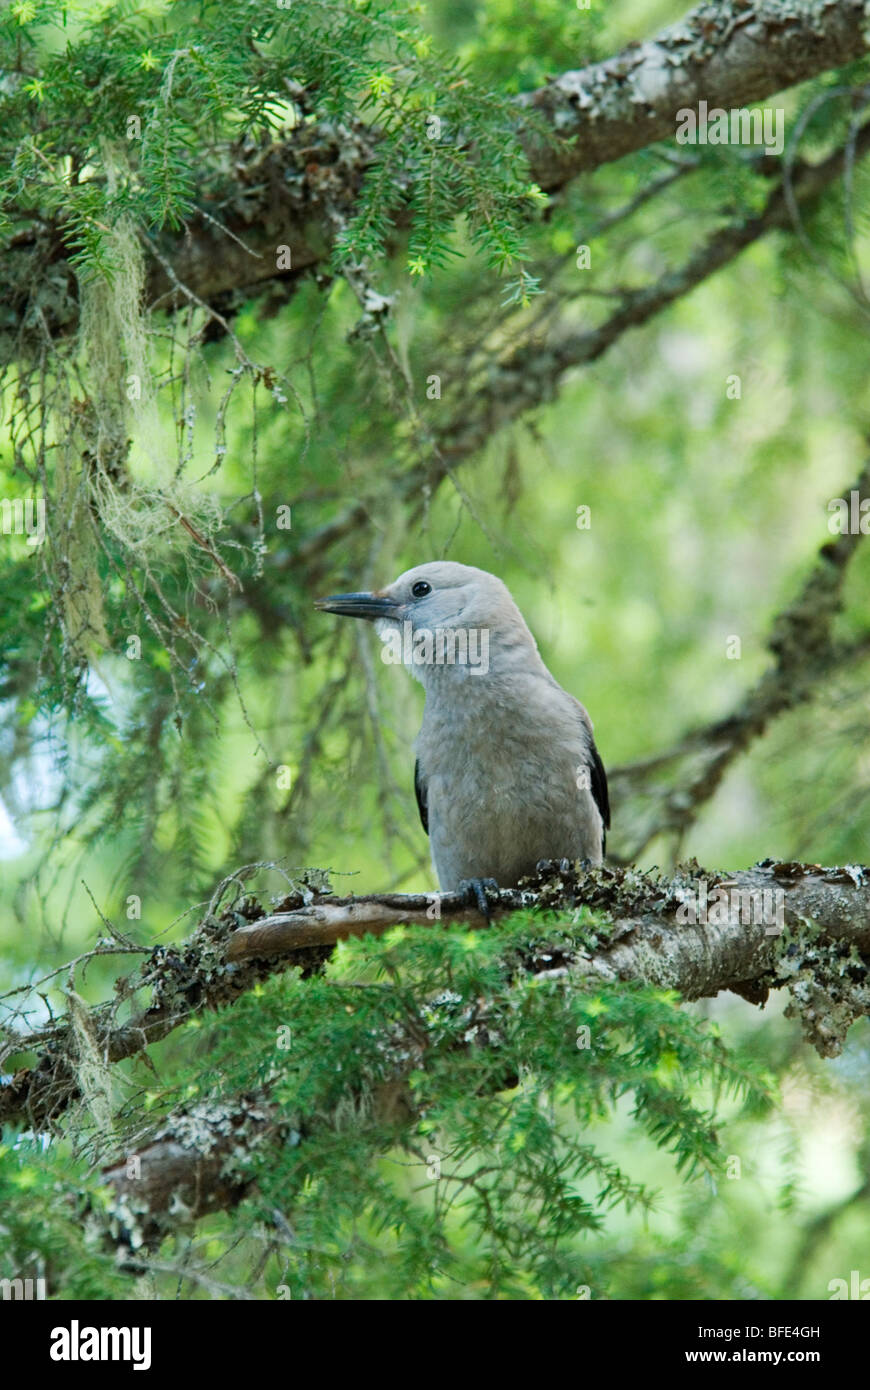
[100,1096,281,1245]
[225,861,870,1063]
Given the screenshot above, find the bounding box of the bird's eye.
[411,580,431,598]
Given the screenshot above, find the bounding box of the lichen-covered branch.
[101,1096,284,1245]
[518,0,870,189]
[224,860,870,1061]
[4,1,867,340]
[90,856,870,1244]
[3,858,869,1142]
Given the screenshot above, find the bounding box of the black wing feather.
[588,738,610,854]
[414,759,429,835]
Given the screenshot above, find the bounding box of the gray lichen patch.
[778,936,870,1057]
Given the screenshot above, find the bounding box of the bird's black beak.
[314,591,402,620]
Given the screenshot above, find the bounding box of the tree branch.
[90,855,870,1243]
[518,0,870,189]
[3,858,870,1139]
[4,1,868,338]
[609,456,870,859]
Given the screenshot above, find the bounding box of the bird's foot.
[457,877,501,924]
[535,858,573,876]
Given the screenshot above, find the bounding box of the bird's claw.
[457,877,500,924]
[535,858,573,876]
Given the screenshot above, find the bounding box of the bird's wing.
[587,735,610,832]
[414,758,429,835]
[568,694,610,832]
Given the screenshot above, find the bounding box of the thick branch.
[3,859,869,1137]
[100,1096,282,1241]
[225,863,870,1016]
[96,857,870,1240]
[5,1,868,338]
[518,0,870,189]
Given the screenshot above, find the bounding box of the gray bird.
[315,562,609,911]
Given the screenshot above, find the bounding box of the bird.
[314,561,609,914]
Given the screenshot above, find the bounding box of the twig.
[165,500,243,591]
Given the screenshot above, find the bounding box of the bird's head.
[315,561,506,628]
[315,561,538,680]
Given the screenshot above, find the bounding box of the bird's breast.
[417,683,602,889]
